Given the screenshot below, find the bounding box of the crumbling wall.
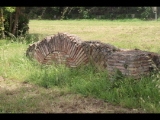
[107,49,159,79]
[26,32,160,79]
[81,41,120,69]
[26,33,88,67]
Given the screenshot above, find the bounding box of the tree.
[0,7,5,39]
[3,7,29,38]
[5,7,15,33]
[12,7,21,36]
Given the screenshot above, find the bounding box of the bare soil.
[0,76,145,113]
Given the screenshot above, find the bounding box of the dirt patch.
[0,76,4,82]
[46,94,145,113]
[0,79,145,113]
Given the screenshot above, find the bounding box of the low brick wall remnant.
[26,32,160,79]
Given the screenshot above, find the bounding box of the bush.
[4,9,29,38]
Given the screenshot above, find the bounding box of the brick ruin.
[26,32,160,79]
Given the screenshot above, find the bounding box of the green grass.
[1,19,160,113]
[29,19,160,53]
[26,62,160,112]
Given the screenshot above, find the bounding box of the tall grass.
[26,61,160,112]
[1,19,160,112]
[1,38,160,113]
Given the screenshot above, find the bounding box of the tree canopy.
[0,7,29,39]
[25,7,157,20]
[0,7,158,39]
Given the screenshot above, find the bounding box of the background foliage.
[25,7,158,20]
[0,7,159,39]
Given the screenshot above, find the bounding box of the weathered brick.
[26,32,160,79]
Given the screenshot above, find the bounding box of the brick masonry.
[26,32,160,79]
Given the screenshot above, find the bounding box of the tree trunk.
[12,7,20,36]
[9,13,12,32]
[60,7,69,19]
[0,7,5,39]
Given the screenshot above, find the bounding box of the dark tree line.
[25,7,158,20]
[0,7,159,39]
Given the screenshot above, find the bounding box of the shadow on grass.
[0,79,72,113]
[24,62,160,113]
[0,78,145,113]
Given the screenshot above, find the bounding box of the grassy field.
[1,19,160,113]
[29,19,160,53]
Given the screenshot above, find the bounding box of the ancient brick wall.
[107,50,159,79]
[26,33,88,67]
[26,32,160,79]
